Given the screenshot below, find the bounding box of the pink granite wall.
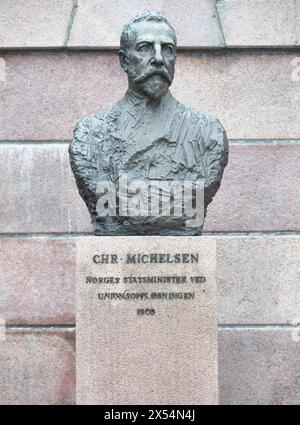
[0,0,300,405]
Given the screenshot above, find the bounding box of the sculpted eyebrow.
[135,40,153,46]
[135,39,174,46]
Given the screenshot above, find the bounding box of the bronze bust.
[69,11,228,235]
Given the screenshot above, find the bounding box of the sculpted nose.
[151,45,163,66]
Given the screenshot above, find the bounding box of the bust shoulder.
[173,101,228,159]
[71,106,117,146]
[183,105,228,146]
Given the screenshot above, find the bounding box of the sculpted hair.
[120,11,177,51]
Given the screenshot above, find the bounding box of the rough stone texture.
[173,52,300,140]
[219,329,300,405]
[0,236,300,325]
[0,54,125,141]
[0,238,75,325]
[217,237,300,324]
[204,144,300,232]
[1,235,300,326]
[1,328,299,405]
[0,144,91,233]
[1,143,300,234]
[0,0,73,48]
[0,0,299,49]
[0,330,75,405]
[76,237,218,404]
[68,0,223,48]
[216,0,300,47]
[0,52,299,141]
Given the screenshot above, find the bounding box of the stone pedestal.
[76,236,218,405]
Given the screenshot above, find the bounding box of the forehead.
[129,20,175,45]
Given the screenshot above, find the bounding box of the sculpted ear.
[119,50,129,73]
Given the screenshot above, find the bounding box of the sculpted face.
[120,20,176,100]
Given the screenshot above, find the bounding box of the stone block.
[217,236,300,324]
[0,51,298,140]
[219,328,300,405]
[76,236,218,404]
[0,144,91,233]
[0,237,75,325]
[1,144,300,234]
[0,330,75,405]
[68,0,223,48]
[216,0,300,47]
[204,144,300,232]
[1,236,300,326]
[0,0,73,48]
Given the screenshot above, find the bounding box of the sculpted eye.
[162,45,174,54]
[137,44,151,52]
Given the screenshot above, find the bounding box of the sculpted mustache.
[134,70,172,84]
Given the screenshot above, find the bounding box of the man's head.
[119,11,177,100]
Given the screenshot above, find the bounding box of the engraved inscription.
[81,250,209,316]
